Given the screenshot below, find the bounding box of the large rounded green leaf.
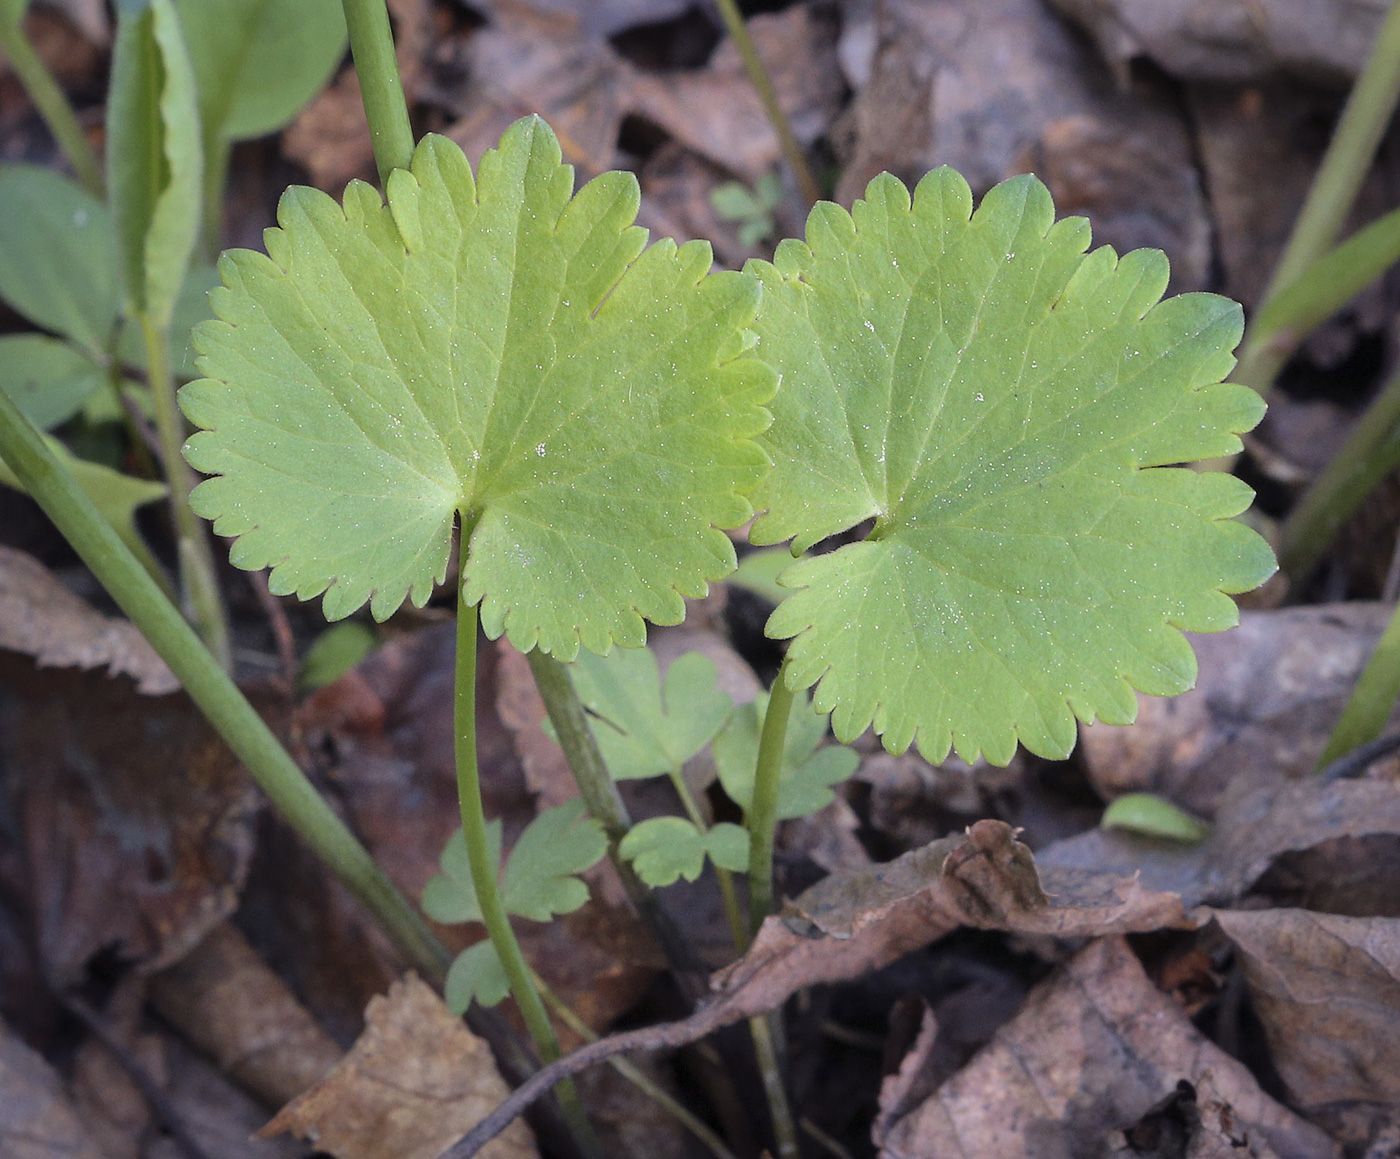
[749,169,1276,765]
[183,118,773,654]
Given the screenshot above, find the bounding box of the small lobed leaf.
[619,816,750,886]
[714,688,859,819]
[420,821,501,927]
[501,799,607,921]
[444,941,510,1013]
[568,646,734,780]
[0,164,118,356]
[183,118,774,649]
[748,168,1276,765]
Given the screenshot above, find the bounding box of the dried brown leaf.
[259,974,538,1159]
[1213,909,1400,1113]
[710,820,1190,1021]
[0,1014,106,1159]
[877,936,1337,1159]
[0,546,177,695]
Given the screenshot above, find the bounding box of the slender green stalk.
[454,599,602,1158]
[748,1013,799,1159]
[138,313,231,671]
[0,16,104,197]
[1316,596,1400,769]
[339,0,413,183]
[667,769,749,951]
[0,386,450,981]
[747,660,796,937]
[1278,363,1400,582]
[1230,0,1400,399]
[526,648,709,981]
[200,132,231,262]
[711,0,820,208]
[534,973,740,1159]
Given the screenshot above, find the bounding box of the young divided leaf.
[713,690,859,820]
[567,646,733,780]
[749,169,1276,765]
[619,816,749,887]
[183,118,773,654]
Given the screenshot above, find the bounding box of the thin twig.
[1318,730,1400,781]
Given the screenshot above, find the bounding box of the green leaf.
[712,182,762,221]
[0,335,106,430]
[298,621,378,691]
[730,547,798,604]
[444,941,510,1013]
[714,689,859,819]
[0,164,118,356]
[749,169,1276,765]
[107,0,203,328]
[1100,793,1210,844]
[117,263,220,380]
[500,799,607,921]
[1257,206,1400,344]
[183,118,773,646]
[619,816,750,886]
[0,0,26,30]
[421,800,604,926]
[175,0,346,144]
[567,647,734,780]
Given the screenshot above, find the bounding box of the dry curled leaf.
[259,974,537,1159]
[876,936,1338,1159]
[0,1014,106,1159]
[0,546,177,695]
[1213,909,1400,1115]
[709,820,1190,1021]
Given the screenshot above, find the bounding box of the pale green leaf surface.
[0,164,118,355]
[0,335,105,430]
[619,817,750,886]
[567,647,733,780]
[1100,792,1210,844]
[176,0,346,143]
[749,169,1276,765]
[183,119,773,647]
[714,689,859,819]
[419,820,501,927]
[107,0,202,327]
[500,799,607,921]
[444,941,509,1013]
[298,621,378,692]
[730,547,798,604]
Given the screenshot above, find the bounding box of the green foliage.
[568,647,733,780]
[0,336,105,430]
[1100,792,1211,844]
[729,547,797,604]
[298,621,378,692]
[619,817,749,887]
[0,0,26,29]
[117,265,219,379]
[711,173,783,248]
[444,940,510,1014]
[183,118,774,648]
[748,168,1276,766]
[713,689,859,820]
[107,0,202,328]
[176,0,346,145]
[0,164,117,357]
[422,800,607,928]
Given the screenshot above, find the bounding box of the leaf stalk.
[339,0,414,182]
[746,658,796,937]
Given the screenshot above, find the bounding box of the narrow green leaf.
[0,164,118,356]
[714,689,859,819]
[117,263,220,379]
[567,647,734,780]
[444,940,510,1013]
[500,799,607,921]
[730,547,799,604]
[1100,793,1211,844]
[1257,206,1400,343]
[750,169,1276,765]
[184,119,774,646]
[619,816,750,886]
[107,0,203,327]
[0,335,105,430]
[176,0,346,144]
[298,621,378,691]
[1315,596,1400,769]
[0,0,26,30]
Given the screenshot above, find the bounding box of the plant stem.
[139,312,231,671]
[534,973,740,1159]
[747,660,796,938]
[1316,595,1400,769]
[711,0,821,208]
[454,599,602,1158]
[667,769,749,951]
[0,15,104,197]
[0,386,451,982]
[1278,362,1400,583]
[748,1013,800,1159]
[527,648,709,982]
[199,131,231,263]
[339,0,414,183]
